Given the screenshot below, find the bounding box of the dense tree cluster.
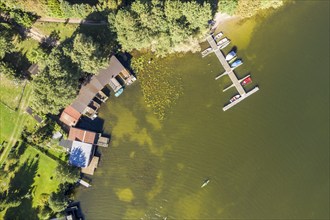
[31,32,110,114]
[112,0,212,56]
[0,2,38,28]
[63,34,108,74]
[31,48,80,115]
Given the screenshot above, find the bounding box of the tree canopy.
[31,48,81,115]
[55,164,80,184]
[63,34,109,74]
[112,0,212,56]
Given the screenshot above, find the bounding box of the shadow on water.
[229,46,238,53]
[77,116,104,133]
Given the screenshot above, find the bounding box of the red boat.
[241,76,252,86]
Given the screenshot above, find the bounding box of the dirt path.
[36,17,107,25]
[0,83,33,165]
[26,27,59,46]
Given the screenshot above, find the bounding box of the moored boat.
[230,94,241,103]
[214,32,223,40]
[114,88,124,97]
[225,51,236,61]
[230,59,243,68]
[201,47,212,57]
[228,56,237,64]
[241,76,252,86]
[217,37,229,46]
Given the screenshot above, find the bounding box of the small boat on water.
[228,56,237,64]
[201,47,212,57]
[230,59,243,68]
[201,179,210,188]
[217,37,229,46]
[241,76,252,86]
[214,32,223,40]
[230,94,241,103]
[225,51,236,61]
[114,88,124,97]
[217,38,231,49]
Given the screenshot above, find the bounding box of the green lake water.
[76,1,329,219]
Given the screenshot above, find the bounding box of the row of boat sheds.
[202,31,259,111]
[58,55,136,177]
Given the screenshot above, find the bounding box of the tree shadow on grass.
[4,198,38,220]
[4,158,39,219]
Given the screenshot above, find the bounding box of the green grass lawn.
[0,78,35,143]
[33,22,79,41]
[0,104,20,143]
[15,38,40,55]
[0,75,25,110]
[19,145,61,208]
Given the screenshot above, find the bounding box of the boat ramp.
[203,34,259,111]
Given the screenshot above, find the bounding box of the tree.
[48,191,68,213]
[217,0,238,15]
[113,0,212,56]
[31,49,81,115]
[0,61,19,80]
[55,164,80,184]
[63,34,109,74]
[0,24,14,59]
[26,47,46,64]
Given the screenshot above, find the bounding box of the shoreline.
[211,12,240,32]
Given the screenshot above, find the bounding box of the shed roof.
[68,127,97,144]
[70,56,127,114]
[27,64,39,75]
[60,106,82,127]
[69,141,93,168]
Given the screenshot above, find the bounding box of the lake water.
[76,1,329,219]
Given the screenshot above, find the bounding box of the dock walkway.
[205,34,259,111]
[206,36,246,96]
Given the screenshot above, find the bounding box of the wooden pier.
[205,34,259,111]
[222,87,259,111]
[78,179,91,187]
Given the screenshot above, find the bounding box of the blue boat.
[114,88,124,97]
[225,51,236,61]
[230,59,243,68]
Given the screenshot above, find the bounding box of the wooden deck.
[81,156,99,175]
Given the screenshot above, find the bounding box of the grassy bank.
[33,22,79,42]
[0,144,62,219]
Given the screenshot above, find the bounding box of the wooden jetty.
[205,35,259,111]
[78,179,91,187]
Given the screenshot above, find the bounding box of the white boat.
[218,40,231,49]
[225,51,236,61]
[213,32,223,40]
[201,179,210,188]
[201,47,212,57]
[217,37,229,46]
[230,94,241,103]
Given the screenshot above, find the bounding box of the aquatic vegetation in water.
[115,188,135,202]
[132,54,184,120]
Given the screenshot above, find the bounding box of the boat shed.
[68,56,128,115]
[68,127,97,144]
[60,106,82,127]
[69,141,94,168]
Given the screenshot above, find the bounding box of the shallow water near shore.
[76,1,329,219]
